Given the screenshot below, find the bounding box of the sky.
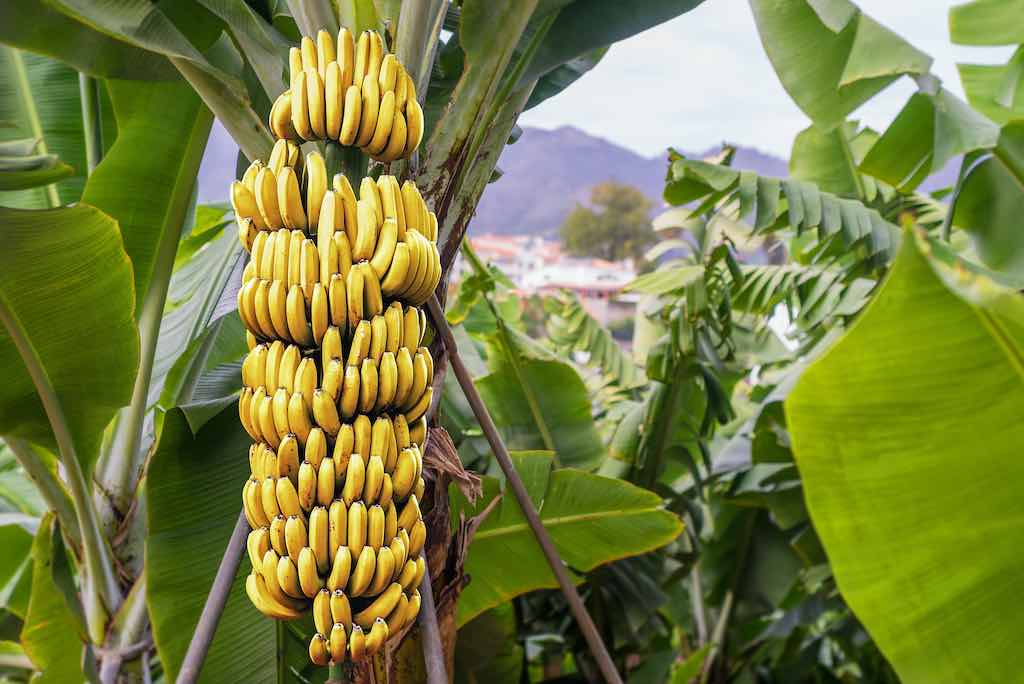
[519,0,1014,158]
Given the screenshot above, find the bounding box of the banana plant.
[0,1,707,682]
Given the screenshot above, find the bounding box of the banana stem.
[8,47,60,207]
[176,511,250,684]
[79,74,104,174]
[416,559,448,684]
[4,437,81,551]
[426,296,624,684]
[0,294,121,642]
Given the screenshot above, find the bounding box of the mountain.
[196,123,956,236]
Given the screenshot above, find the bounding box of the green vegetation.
[560,181,656,265]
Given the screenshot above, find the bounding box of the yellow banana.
[355,582,402,629]
[328,273,347,331]
[322,358,343,402]
[278,435,301,485]
[370,416,392,462]
[348,624,365,661]
[288,390,314,444]
[284,513,307,560]
[338,84,362,146]
[364,90,395,157]
[355,75,380,148]
[328,499,348,558]
[298,460,317,512]
[267,280,291,340]
[365,316,385,366]
[341,451,365,506]
[260,476,281,520]
[388,531,405,576]
[380,242,411,298]
[243,343,266,390]
[305,151,328,227]
[359,358,378,415]
[317,191,340,286]
[298,546,324,598]
[247,572,304,620]
[393,414,410,450]
[328,623,348,664]
[396,558,418,591]
[311,282,329,346]
[239,389,258,440]
[413,476,425,501]
[353,199,379,262]
[394,63,409,113]
[339,363,361,420]
[402,349,429,411]
[408,519,426,557]
[385,592,409,634]
[231,180,265,229]
[346,263,365,331]
[271,388,291,441]
[309,504,330,573]
[400,180,422,235]
[308,633,330,666]
[316,29,335,77]
[257,393,280,449]
[378,472,394,509]
[378,54,398,93]
[367,504,386,552]
[397,495,420,533]
[383,303,403,353]
[253,280,278,341]
[238,216,257,253]
[366,31,383,84]
[404,589,422,627]
[286,284,314,346]
[267,139,288,175]
[278,343,301,394]
[334,173,359,243]
[317,457,336,507]
[405,98,425,158]
[313,587,333,635]
[247,527,271,569]
[403,305,422,352]
[306,427,327,469]
[322,326,343,368]
[404,386,432,424]
[300,235,318,295]
[334,424,355,474]
[290,355,314,406]
[330,589,352,629]
[269,91,297,141]
[261,550,301,611]
[392,448,417,500]
[364,618,390,656]
[291,70,312,140]
[363,454,385,507]
[369,218,398,280]
[347,501,368,562]
[327,545,352,592]
[246,330,257,350]
[277,167,307,232]
[276,555,305,599]
[409,415,427,448]
[393,347,414,408]
[300,35,317,70]
[353,30,370,87]
[347,319,371,367]
[347,545,375,597]
[360,176,383,223]
[337,27,354,89]
[248,387,266,443]
[334,231,353,279]
[257,229,276,278]
[276,476,303,518]
[305,68,327,139]
[353,414,372,457]
[363,262,384,318]
[377,108,407,162]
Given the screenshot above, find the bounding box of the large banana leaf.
[949,0,1024,46]
[82,79,212,307]
[0,204,138,470]
[147,404,274,684]
[0,1,176,80]
[748,0,931,130]
[450,451,683,625]
[20,514,84,683]
[787,232,1024,682]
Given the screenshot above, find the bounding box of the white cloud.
[518,0,1015,157]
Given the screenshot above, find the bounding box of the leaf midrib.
[472,505,665,541]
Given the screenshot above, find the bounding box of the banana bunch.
[268,29,424,162]
[232,137,438,665]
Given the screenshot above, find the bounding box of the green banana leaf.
[454,604,524,684]
[0,516,34,619]
[0,1,176,80]
[959,59,1024,125]
[858,90,999,192]
[0,204,138,471]
[476,326,607,469]
[0,49,115,208]
[82,79,212,309]
[789,122,886,201]
[953,122,1024,277]
[749,0,931,130]
[949,0,1024,46]
[450,451,683,626]
[147,404,274,684]
[20,514,85,683]
[787,231,1024,682]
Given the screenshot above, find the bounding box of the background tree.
[559,181,655,265]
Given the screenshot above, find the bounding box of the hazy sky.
[519,1,1014,158]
